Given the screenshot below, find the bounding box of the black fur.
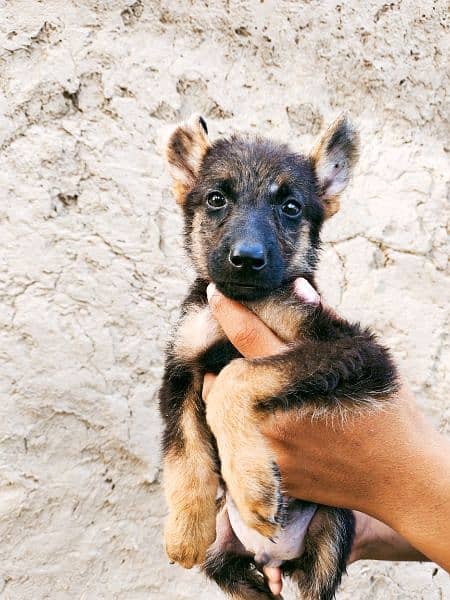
[159,357,193,455]
[259,308,398,413]
[204,552,278,600]
[198,339,241,375]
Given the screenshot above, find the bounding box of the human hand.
[202,279,450,582]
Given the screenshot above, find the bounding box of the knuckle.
[233,326,259,350]
[208,292,224,312]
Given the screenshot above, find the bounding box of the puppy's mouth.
[215,281,274,301]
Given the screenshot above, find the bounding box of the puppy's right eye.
[206,191,227,209]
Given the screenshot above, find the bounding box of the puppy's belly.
[226,493,317,567]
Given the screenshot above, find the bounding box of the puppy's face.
[184,138,322,300]
[166,115,359,301]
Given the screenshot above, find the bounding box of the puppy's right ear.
[165,114,211,205]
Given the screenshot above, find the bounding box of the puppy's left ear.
[310,115,359,218]
[166,114,211,205]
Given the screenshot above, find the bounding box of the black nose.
[229,241,267,271]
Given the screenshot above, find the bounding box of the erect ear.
[165,114,211,205]
[310,114,359,219]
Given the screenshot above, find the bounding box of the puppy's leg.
[160,364,219,568]
[204,551,282,600]
[204,501,282,600]
[285,508,355,600]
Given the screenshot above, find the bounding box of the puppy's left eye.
[281,199,302,217]
[206,191,227,209]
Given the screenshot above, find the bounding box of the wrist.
[349,511,429,564]
[367,423,450,569]
[356,392,437,525]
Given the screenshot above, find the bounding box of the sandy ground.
[0,1,448,598]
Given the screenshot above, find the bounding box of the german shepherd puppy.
[159,114,398,599]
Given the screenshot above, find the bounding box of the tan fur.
[321,194,340,218]
[166,113,211,204]
[249,297,307,343]
[206,358,287,538]
[281,221,316,279]
[291,222,312,273]
[190,211,209,277]
[174,305,224,361]
[172,179,190,205]
[164,390,218,568]
[314,539,338,596]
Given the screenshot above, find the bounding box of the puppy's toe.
[165,509,216,568]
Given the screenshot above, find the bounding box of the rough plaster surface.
[0,1,448,598]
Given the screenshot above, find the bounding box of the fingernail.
[270,582,282,596]
[206,282,216,302]
[294,278,320,305]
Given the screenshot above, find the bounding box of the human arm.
[203,280,450,572]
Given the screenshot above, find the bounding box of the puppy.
[159,114,398,599]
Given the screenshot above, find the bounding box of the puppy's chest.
[248,298,309,343]
[172,298,307,366]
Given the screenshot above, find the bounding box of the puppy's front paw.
[223,443,284,539]
[165,507,217,568]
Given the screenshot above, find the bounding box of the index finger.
[207,284,286,359]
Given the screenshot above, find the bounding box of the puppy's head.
[166,114,359,300]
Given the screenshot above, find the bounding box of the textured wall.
[0,1,448,598]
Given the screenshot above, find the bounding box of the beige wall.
[0,1,448,598]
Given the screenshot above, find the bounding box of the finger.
[207,284,287,359]
[293,277,320,305]
[293,277,345,321]
[202,373,217,403]
[263,565,282,596]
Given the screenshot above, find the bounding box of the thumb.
[202,372,217,403]
[207,283,286,358]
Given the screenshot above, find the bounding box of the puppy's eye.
[206,191,227,209]
[281,199,302,217]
